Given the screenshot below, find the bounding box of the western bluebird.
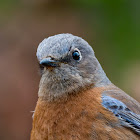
[31,34,140,140]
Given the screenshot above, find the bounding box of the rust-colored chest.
[31,87,139,140]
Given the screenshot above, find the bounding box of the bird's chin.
[38,65,94,101]
[37,72,84,101]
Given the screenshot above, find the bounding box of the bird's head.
[36,33,110,100]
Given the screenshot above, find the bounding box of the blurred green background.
[0,0,140,139]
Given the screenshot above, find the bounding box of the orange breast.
[31,87,139,140]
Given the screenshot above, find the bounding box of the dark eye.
[72,51,80,60]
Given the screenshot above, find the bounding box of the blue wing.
[102,95,140,135]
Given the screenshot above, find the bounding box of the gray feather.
[102,95,140,135]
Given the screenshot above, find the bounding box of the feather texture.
[102,95,140,135]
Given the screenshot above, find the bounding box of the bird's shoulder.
[102,84,140,114]
[101,84,140,135]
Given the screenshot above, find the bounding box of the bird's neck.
[93,59,111,87]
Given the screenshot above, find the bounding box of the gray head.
[37,33,111,100]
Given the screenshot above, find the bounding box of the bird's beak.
[40,57,59,67]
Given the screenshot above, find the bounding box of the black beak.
[40,57,59,67]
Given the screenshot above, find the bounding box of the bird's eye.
[72,50,80,60]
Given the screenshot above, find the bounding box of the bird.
[31,33,140,140]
